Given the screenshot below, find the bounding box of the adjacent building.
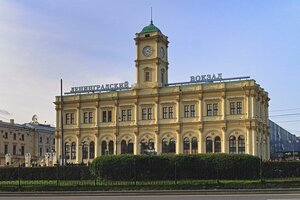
[55,21,270,164]
[0,115,55,166]
[269,120,299,159]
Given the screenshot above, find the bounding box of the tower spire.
[150,7,153,24]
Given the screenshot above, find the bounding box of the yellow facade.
[55,22,270,164]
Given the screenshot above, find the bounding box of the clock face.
[160,47,165,58]
[143,46,152,57]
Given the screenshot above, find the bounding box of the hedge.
[263,161,300,178]
[0,166,93,181]
[90,154,260,181]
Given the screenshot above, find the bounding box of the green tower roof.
[141,21,161,33]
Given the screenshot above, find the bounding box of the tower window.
[145,34,150,37]
[145,71,150,81]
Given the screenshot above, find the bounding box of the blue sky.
[0,0,299,135]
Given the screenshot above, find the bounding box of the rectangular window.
[13,145,16,155]
[88,112,93,123]
[127,109,132,121]
[169,107,173,119]
[21,134,24,141]
[237,102,242,114]
[84,112,89,123]
[39,147,43,157]
[21,146,25,156]
[213,103,218,116]
[13,134,16,140]
[108,111,112,122]
[46,137,49,144]
[121,110,126,121]
[207,104,212,116]
[230,102,236,115]
[66,113,70,124]
[190,105,195,117]
[142,108,147,120]
[102,111,107,122]
[70,113,75,124]
[147,108,152,120]
[4,144,8,154]
[40,137,43,143]
[163,107,168,119]
[145,71,150,81]
[184,105,189,118]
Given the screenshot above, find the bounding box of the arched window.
[121,140,127,154]
[206,136,213,153]
[169,138,176,154]
[108,140,114,155]
[101,141,107,155]
[128,140,134,154]
[183,137,190,154]
[82,143,88,159]
[162,138,176,154]
[229,136,236,154]
[214,136,221,153]
[229,135,236,154]
[162,138,168,154]
[238,136,245,154]
[71,142,76,159]
[65,142,70,160]
[149,139,154,150]
[89,141,95,159]
[191,137,198,154]
[140,139,147,154]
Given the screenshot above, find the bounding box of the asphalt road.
[1,193,300,200]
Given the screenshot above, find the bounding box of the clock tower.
[134,20,169,89]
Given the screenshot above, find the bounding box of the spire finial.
[150,7,153,24]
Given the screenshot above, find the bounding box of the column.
[222,95,226,120]
[134,133,139,155]
[135,102,139,126]
[95,104,99,127]
[77,106,81,128]
[246,127,251,154]
[252,128,257,156]
[177,99,180,123]
[55,133,61,163]
[198,96,202,121]
[246,95,250,118]
[198,128,203,153]
[155,101,159,124]
[155,132,159,154]
[222,127,227,153]
[76,135,80,164]
[94,134,99,157]
[176,130,181,154]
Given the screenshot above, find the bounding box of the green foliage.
[90,154,260,181]
[0,166,93,181]
[263,161,300,178]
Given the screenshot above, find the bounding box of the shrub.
[263,161,300,178]
[90,154,260,181]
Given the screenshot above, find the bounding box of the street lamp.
[256,139,263,183]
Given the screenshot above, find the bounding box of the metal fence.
[0,160,260,191]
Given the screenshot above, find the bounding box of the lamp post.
[256,139,263,183]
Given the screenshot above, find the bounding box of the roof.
[140,21,161,33]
